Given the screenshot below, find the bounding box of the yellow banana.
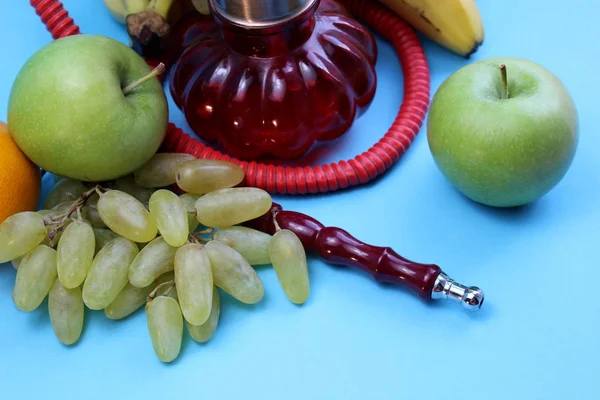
[376,0,484,57]
[103,0,152,24]
[103,0,128,24]
[148,0,176,19]
[125,0,151,14]
[191,0,210,15]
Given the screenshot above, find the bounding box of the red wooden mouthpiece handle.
[247,204,440,299]
[246,203,484,310]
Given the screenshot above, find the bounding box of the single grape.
[134,153,196,188]
[82,237,139,310]
[82,206,105,228]
[88,192,99,206]
[148,190,189,247]
[129,236,177,288]
[92,228,120,254]
[44,178,87,210]
[105,272,174,320]
[268,229,310,304]
[12,245,58,312]
[97,190,157,243]
[174,244,213,325]
[56,221,95,289]
[195,188,272,229]
[48,279,84,345]
[187,286,220,343]
[114,175,155,204]
[0,212,47,263]
[146,296,183,363]
[175,159,244,195]
[213,226,272,265]
[205,241,263,304]
[180,193,200,232]
[82,193,106,228]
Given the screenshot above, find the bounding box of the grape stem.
[272,208,282,232]
[58,186,98,224]
[188,234,201,244]
[48,185,104,242]
[146,280,175,306]
[189,228,214,244]
[197,227,214,236]
[94,186,109,197]
[163,284,175,298]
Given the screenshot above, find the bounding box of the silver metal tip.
[431,272,485,312]
[210,0,316,27]
[461,286,484,311]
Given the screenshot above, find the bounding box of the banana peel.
[126,9,170,57]
[376,0,485,57]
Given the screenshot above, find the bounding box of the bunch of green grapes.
[0,155,310,363]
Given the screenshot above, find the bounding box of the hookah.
[29,0,485,311]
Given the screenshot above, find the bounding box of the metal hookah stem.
[210,0,317,26]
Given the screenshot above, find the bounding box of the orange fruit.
[0,122,41,223]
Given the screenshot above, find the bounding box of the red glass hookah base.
[168,0,378,161]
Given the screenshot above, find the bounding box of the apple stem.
[122,63,166,95]
[499,64,509,99]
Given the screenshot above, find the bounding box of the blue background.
[1,0,598,399]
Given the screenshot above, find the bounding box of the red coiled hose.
[30,0,430,195]
[31,0,80,39]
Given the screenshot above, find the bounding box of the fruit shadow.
[467,195,540,223]
[321,257,495,322]
[168,284,276,366]
[425,290,496,322]
[218,283,272,315]
[71,308,122,350]
[25,298,51,330]
[0,265,16,294]
[93,306,192,367]
[433,169,544,225]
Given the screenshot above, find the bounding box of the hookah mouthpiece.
[431,272,485,311]
[244,203,486,313]
[210,0,316,26]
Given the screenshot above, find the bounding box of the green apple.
[427,57,578,207]
[7,34,168,182]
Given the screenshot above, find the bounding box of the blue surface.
[1,1,599,399]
